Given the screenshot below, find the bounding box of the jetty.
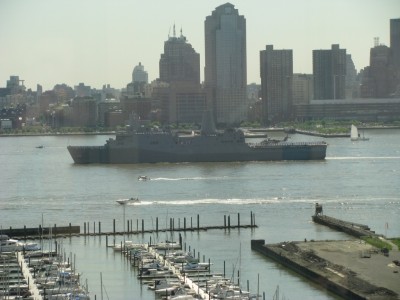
[251,239,399,300]
[251,204,400,300]
[312,203,379,238]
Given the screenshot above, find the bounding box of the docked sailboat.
[350,124,369,141]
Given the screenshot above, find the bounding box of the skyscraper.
[204,3,247,125]
[154,28,205,124]
[159,26,200,84]
[313,44,346,100]
[390,18,400,96]
[390,18,400,70]
[260,45,293,123]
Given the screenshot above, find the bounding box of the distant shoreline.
[0,125,399,138]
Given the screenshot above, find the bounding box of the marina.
[0,248,89,299]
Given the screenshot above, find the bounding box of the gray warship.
[67,113,327,164]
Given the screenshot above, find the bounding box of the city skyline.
[1,0,399,90]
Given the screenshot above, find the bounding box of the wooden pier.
[4,212,257,240]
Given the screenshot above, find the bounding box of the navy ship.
[67,113,327,164]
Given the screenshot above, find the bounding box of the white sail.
[350,124,359,141]
[351,124,369,141]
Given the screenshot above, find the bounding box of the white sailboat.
[350,124,369,141]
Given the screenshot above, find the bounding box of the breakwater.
[312,214,378,238]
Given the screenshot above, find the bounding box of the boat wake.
[150,176,228,181]
[136,196,400,206]
[327,156,400,160]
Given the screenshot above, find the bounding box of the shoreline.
[1,125,399,138]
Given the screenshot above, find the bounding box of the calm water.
[1,129,399,299]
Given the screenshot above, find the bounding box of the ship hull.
[67,142,327,164]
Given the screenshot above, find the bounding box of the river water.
[1,129,399,299]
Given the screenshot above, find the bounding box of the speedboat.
[138,175,150,181]
[116,197,140,205]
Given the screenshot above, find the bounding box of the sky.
[1,0,399,91]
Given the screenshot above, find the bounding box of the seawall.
[251,239,399,300]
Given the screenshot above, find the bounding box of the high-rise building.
[313,44,346,100]
[153,28,205,124]
[390,18,400,70]
[204,3,247,125]
[132,62,148,84]
[346,54,358,98]
[260,45,293,123]
[292,74,313,105]
[159,27,200,84]
[390,18,400,96]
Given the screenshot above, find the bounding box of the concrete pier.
[17,252,42,300]
[252,239,399,300]
[312,214,378,238]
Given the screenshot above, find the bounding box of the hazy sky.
[1,0,399,91]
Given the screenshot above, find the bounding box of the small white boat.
[138,175,150,181]
[0,236,40,252]
[116,197,140,205]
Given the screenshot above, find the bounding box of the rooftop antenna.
[173,23,176,37]
[168,26,171,38]
[374,37,379,47]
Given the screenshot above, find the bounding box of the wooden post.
[69,223,71,238]
[224,215,226,228]
[197,214,199,231]
[106,235,108,247]
[250,211,253,226]
[24,225,26,240]
[84,222,86,235]
[223,260,226,277]
[184,217,186,230]
[54,224,57,238]
[99,221,101,235]
[228,215,231,228]
[156,217,158,232]
[141,219,144,234]
[238,213,240,227]
[113,219,116,235]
